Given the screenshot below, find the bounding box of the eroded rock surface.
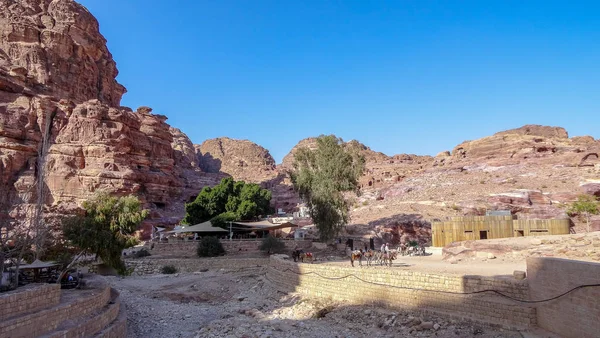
[0,0,224,235]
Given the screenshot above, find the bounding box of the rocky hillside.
[349,125,600,235]
[200,126,599,240]
[195,137,277,183]
[0,0,224,235]
[1,1,599,242]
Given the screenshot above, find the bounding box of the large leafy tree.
[63,193,149,274]
[290,135,365,241]
[568,194,599,233]
[183,178,272,226]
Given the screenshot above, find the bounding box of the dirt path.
[107,267,539,338]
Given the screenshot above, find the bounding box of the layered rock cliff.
[1,1,599,241]
[0,0,223,236]
[196,137,277,183]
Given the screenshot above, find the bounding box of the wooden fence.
[432,216,570,247]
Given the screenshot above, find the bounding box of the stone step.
[0,284,112,338]
[39,289,121,338]
[92,291,127,338]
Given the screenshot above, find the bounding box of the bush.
[161,265,178,274]
[197,236,226,257]
[259,235,286,254]
[133,248,151,258]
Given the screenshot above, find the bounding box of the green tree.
[568,194,599,233]
[290,135,365,241]
[197,236,226,257]
[259,235,286,254]
[183,178,272,226]
[62,193,149,274]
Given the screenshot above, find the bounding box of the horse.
[350,250,363,267]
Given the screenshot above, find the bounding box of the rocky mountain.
[0,0,224,236]
[349,125,600,234]
[1,1,599,242]
[195,137,277,184]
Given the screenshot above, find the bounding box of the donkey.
[380,250,397,267]
[299,252,314,263]
[363,249,377,266]
[350,250,363,267]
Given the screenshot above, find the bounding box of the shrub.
[197,236,226,257]
[133,248,151,258]
[161,265,178,274]
[259,235,286,254]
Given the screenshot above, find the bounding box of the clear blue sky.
[79,0,599,163]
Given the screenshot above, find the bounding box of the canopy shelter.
[19,259,60,269]
[231,221,298,231]
[166,221,228,234]
[230,220,299,238]
[17,259,61,284]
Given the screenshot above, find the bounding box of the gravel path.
[107,268,532,338]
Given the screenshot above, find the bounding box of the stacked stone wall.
[126,257,269,276]
[45,289,121,338]
[527,257,600,338]
[146,239,312,257]
[0,283,60,320]
[0,283,111,338]
[267,257,536,329]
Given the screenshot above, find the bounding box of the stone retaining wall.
[0,282,111,338]
[0,283,60,320]
[126,257,269,276]
[528,257,600,338]
[95,298,128,338]
[267,257,536,329]
[46,289,121,338]
[146,240,312,257]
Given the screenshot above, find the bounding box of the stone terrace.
[0,276,126,338]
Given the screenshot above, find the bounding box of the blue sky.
[79,0,599,163]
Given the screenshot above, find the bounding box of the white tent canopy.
[232,220,298,231]
[166,221,228,234]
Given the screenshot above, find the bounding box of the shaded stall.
[18,259,60,284]
[231,221,299,238]
[165,221,229,240]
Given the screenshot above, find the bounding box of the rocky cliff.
[188,127,599,237]
[2,1,599,242]
[196,137,277,183]
[0,0,223,236]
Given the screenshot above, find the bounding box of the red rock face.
[1,1,599,241]
[196,137,277,183]
[0,0,125,106]
[0,1,223,236]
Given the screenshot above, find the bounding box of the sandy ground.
[108,233,600,338]
[319,253,527,277]
[107,256,548,338]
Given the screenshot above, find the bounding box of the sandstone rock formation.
[0,0,125,106]
[1,1,599,243]
[0,0,224,237]
[196,137,277,183]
